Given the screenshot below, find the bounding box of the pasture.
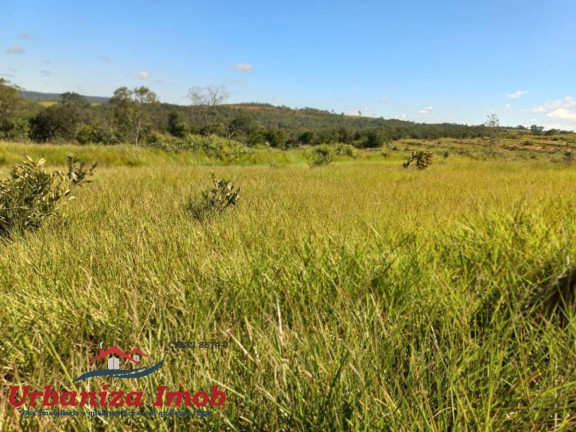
[1,142,576,431]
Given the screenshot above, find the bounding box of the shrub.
[310,145,333,167]
[0,156,96,238]
[76,125,119,145]
[335,144,357,158]
[186,171,240,221]
[402,151,433,170]
[0,118,30,141]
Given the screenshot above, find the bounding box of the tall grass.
[1,143,576,430]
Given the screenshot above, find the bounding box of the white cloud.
[506,90,527,99]
[378,97,388,103]
[232,63,253,74]
[532,95,575,113]
[6,46,25,54]
[131,71,150,80]
[547,108,576,121]
[419,106,432,114]
[395,114,407,120]
[505,103,512,109]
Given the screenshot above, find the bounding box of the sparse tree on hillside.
[61,92,89,110]
[485,114,499,152]
[187,86,228,133]
[110,86,158,145]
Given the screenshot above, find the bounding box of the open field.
[2,142,576,430]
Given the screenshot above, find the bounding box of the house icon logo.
[74,343,163,382]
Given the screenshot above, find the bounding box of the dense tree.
[227,114,256,141]
[30,104,79,142]
[110,86,158,145]
[61,92,90,110]
[0,79,24,131]
[167,111,189,138]
[265,128,288,149]
[530,124,544,135]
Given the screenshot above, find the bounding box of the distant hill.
[18,90,109,104]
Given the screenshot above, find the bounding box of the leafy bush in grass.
[186,171,240,220]
[335,143,357,158]
[310,145,333,167]
[402,151,433,169]
[0,156,95,238]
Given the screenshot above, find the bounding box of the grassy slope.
[1,143,576,430]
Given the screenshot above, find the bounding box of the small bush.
[0,156,96,238]
[186,171,240,221]
[334,144,357,158]
[402,151,433,170]
[310,145,333,167]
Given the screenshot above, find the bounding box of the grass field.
[1,141,576,431]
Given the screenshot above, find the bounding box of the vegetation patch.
[186,171,240,220]
[402,151,433,169]
[0,156,95,238]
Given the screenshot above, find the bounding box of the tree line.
[0,79,567,149]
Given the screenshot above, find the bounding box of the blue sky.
[1,0,575,129]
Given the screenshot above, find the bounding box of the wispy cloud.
[6,46,25,54]
[18,33,30,40]
[131,71,150,80]
[532,95,575,113]
[395,114,407,120]
[100,56,112,63]
[40,70,52,77]
[506,90,527,99]
[419,106,432,114]
[531,96,576,122]
[232,63,253,74]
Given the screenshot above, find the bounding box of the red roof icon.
[90,346,149,364]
